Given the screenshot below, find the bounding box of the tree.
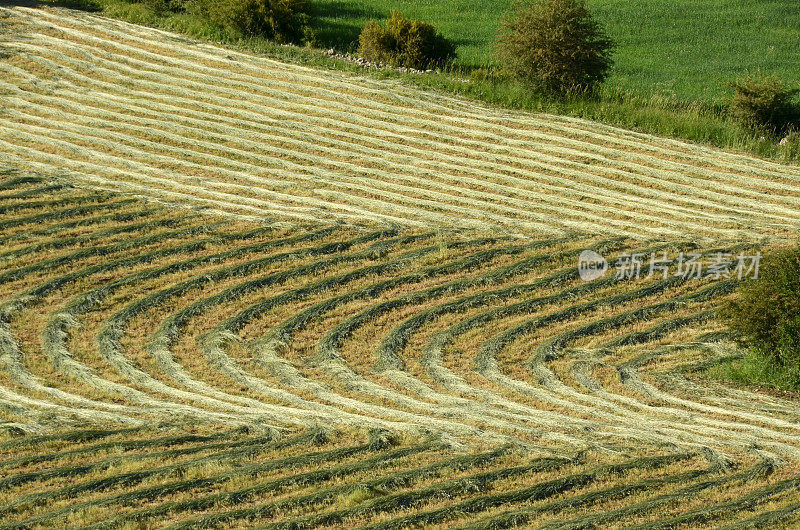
[721,246,800,367]
[495,0,614,94]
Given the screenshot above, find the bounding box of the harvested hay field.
[1,6,800,241]
[1,4,800,528]
[0,175,797,527]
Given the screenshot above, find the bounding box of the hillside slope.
[1,6,800,242]
[2,6,800,528]
[0,176,797,526]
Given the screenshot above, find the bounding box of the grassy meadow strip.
[164,446,519,529]
[0,428,240,470]
[538,459,774,529]
[80,442,438,529]
[366,453,702,529]
[0,429,326,528]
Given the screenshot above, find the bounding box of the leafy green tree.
[495,0,613,94]
[721,246,800,367]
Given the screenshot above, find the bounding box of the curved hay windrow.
[0,174,795,525]
[1,5,800,527]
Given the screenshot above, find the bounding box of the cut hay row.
[0,428,238,470]
[2,7,800,238]
[249,455,574,530]
[0,215,188,262]
[3,437,357,523]
[372,453,704,530]
[718,500,800,529]
[0,427,140,454]
[157,447,518,530]
[374,248,700,425]
[81,442,435,530]
[86,228,349,408]
[469,278,800,460]
[1,5,800,523]
[22,67,776,235]
[26,9,798,192]
[0,431,277,492]
[0,173,790,526]
[25,211,448,432]
[0,184,65,202]
[624,472,800,529]
[0,216,259,425]
[301,245,800,461]
[533,459,775,529]
[0,73,743,239]
[188,227,776,462]
[0,198,143,236]
[0,178,793,453]
[8,433,418,529]
[3,9,793,191]
[232,239,588,444]
[0,61,768,237]
[613,342,800,424]
[0,430,343,528]
[0,175,43,192]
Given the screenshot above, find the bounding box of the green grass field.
[313,0,800,102]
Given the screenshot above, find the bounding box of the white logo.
[578,250,608,282]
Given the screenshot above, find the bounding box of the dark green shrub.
[358,20,394,63]
[358,11,456,70]
[133,0,187,15]
[196,0,313,43]
[729,73,800,136]
[720,246,800,368]
[48,0,103,11]
[495,0,613,94]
